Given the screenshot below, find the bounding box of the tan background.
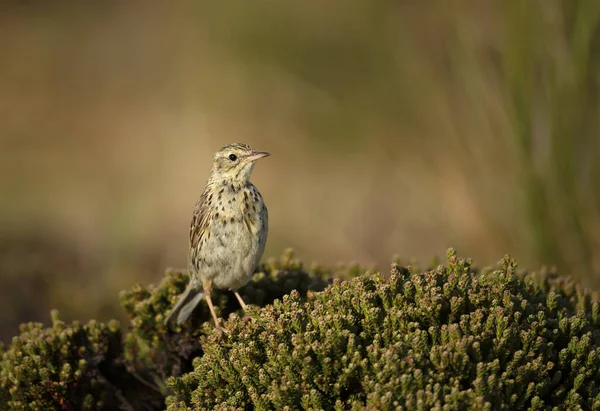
[1,1,599,340]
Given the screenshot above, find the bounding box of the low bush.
[165,250,600,410]
[119,249,338,384]
[2,249,600,410]
[0,311,162,410]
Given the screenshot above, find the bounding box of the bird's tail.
[164,282,205,326]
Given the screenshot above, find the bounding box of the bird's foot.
[241,314,256,325]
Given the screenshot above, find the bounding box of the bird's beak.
[247,151,270,162]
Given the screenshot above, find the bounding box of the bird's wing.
[253,203,268,269]
[189,187,212,270]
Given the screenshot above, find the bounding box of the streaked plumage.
[164,143,269,331]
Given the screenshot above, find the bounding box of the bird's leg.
[234,290,255,324]
[203,279,228,333]
[233,291,248,310]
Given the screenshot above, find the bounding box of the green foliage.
[2,249,600,410]
[0,310,162,411]
[166,249,600,410]
[119,249,345,389]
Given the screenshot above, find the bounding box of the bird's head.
[209,143,270,183]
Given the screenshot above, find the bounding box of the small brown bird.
[164,143,269,331]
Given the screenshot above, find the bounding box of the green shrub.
[2,249,600,410]
[165,249,600,410]
[119,249,346,390]
[0,311,163,411]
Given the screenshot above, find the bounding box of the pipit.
[164,143,269,332]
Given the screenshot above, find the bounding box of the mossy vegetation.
[2,249,600,410]
[0,312,162,410]
[119,249,337,387]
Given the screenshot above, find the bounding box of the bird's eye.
[228,153,238,161]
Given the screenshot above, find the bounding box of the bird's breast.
[206,184,267,247]
[190,182,267,289]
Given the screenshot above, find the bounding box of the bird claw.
[242,314,256,324]
[215,324,230,334]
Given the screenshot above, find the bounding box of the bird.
[164,143,270,332]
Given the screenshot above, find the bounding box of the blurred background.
[1,1,599,341]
